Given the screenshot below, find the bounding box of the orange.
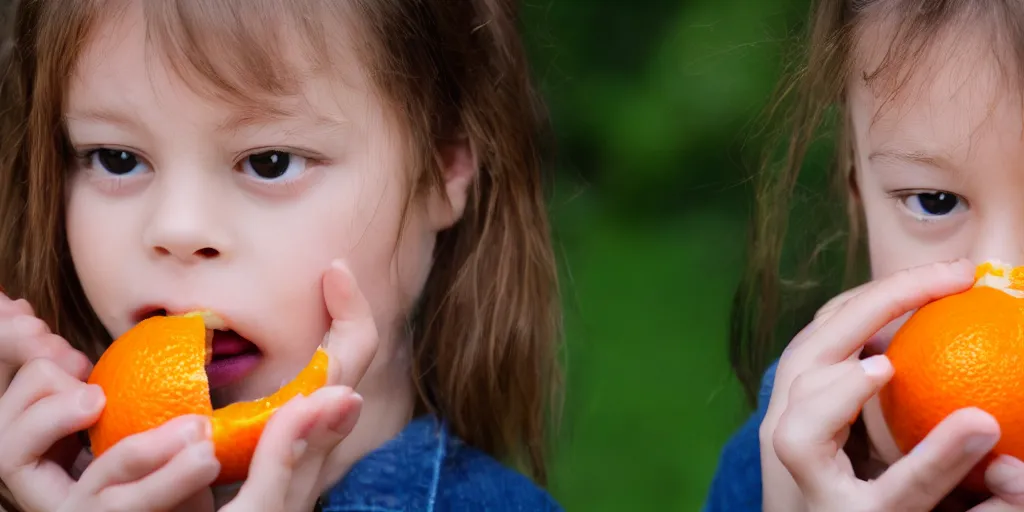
[86,312,327,485]
[880,261,1024,493]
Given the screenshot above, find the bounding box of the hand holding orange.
[86,311,328,485]
[84,260,379,490]
[880,260,1024,493]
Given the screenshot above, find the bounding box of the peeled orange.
[86,312,327,485]
[880,261,1024,493]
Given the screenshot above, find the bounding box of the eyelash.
[888,189,968,222]
[72,147,325,192]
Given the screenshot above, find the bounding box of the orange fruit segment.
[86,312,328,485]
[881,260,1024,493]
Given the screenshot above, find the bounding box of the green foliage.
[520,1,819,509]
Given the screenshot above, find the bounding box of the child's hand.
[757,260,1024,511]
[0,358,219,511]
[217,386,363,512]
[210,259,375,511]
[0,292,96,507]
[0,292,92,393]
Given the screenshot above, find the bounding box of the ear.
[426,135,477,231]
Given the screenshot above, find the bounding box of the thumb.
[321,259,378,388]
[984,455,1024,506]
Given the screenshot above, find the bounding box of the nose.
[142,173,230,263]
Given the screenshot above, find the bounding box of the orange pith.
[86,314,327,485]
[881,261,1024,493]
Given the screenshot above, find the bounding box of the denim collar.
[321,415,448,512]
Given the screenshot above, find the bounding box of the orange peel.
[86,312,327,484]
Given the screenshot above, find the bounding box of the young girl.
[705,0,1024,510]
[0,0,563,511]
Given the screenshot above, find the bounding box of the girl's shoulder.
[701,359,779,512]
[322,415,562,512]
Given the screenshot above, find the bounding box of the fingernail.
[964,433,999,454]
[182,418,211,443]
[79,385,104,412]
[190,441,217,462]
[292,439,308,461]
[988,456,1024,495]
[909,439,928,457]
[860,355,892,377]
[320,331,331,349]
[331,259,348,272]
[328,389,359,432]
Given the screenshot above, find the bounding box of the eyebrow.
[64,105,347,133]
[867,148,957,172]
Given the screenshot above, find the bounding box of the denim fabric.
[701,360,779,512]
[322,415,563,512]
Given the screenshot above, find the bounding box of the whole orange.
[86,312,327,485]
[880,261,1024,493]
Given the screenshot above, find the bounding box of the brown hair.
[0,0,561,499]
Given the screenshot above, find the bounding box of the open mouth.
[137,308,263,391]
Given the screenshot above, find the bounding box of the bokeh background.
[523,1,815,509]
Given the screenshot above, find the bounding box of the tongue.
[211,330,255,359]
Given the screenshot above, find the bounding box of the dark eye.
[242,151,307,181]
[902,191,966,218]
[89,149,146,176]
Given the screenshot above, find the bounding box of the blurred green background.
[522,1,813,509]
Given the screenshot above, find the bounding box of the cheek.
[65,183,129,329]
[307,173,435,336]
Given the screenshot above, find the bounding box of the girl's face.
[849,19,1024,465]
[63,4,473,409]
[851,21,1024,278]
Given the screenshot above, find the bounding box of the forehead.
[66,1,373,125]
[848,16,1024,163]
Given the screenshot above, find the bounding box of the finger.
[286,387,362,509]
[224,394,319,511]
[813,284,914,355]
[971,497,1024,512]
[75,415,212,493]
[0,358,89,434]
[0,385,104,511]
[874,407,1000,511]
[985,455,1024,506]
[0,319,91,381]
[227,387,361,512]
[815,282,873,320]
[808,259,975,364]
[785,282,882,357]
[774,355,894,495]
[95,440,219,511]
[322,259,378,387]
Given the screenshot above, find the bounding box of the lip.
[131,304,235,328]
[130,302,262,353]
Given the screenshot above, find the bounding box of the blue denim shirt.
[701,360,779,512]
[322,414,563,511]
